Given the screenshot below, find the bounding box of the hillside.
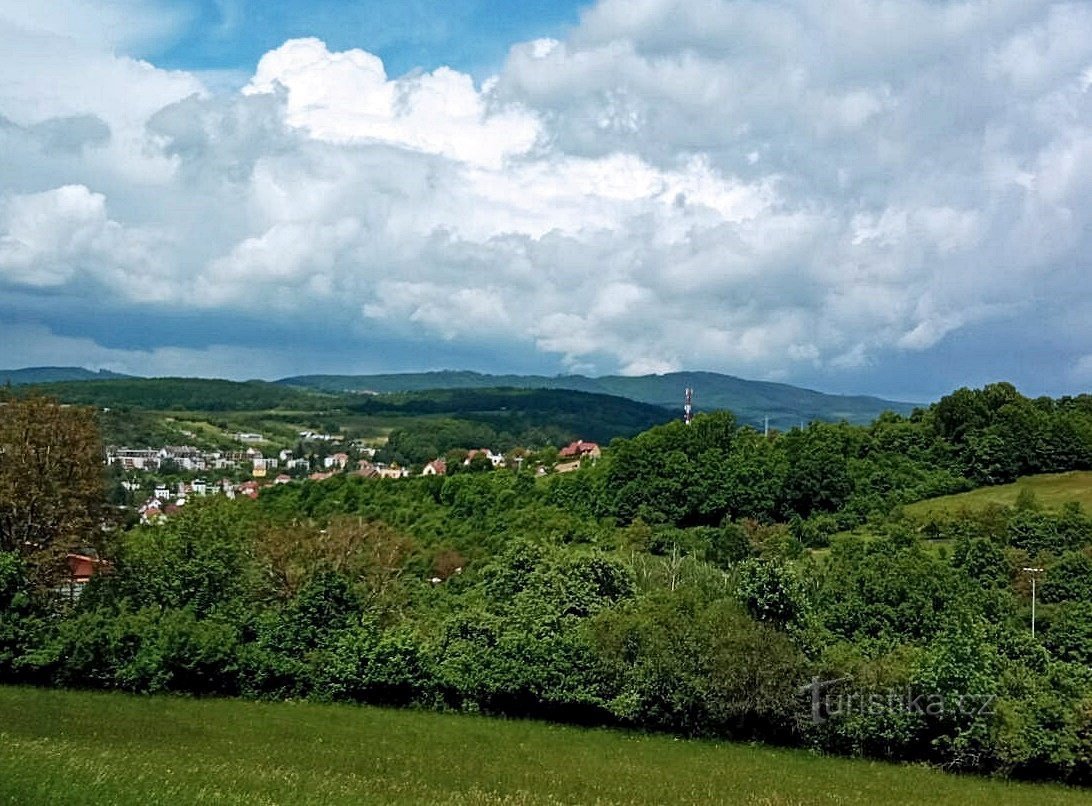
[348,387,672,444]
[0,688,1078,806]
[903,471,1092,519]
[280,370,916,428]
[19,377,331,412]
[4,367,916,428]
[8,378,673,453]
[0,366,130,385]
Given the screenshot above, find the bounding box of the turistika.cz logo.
[799,676,997,725]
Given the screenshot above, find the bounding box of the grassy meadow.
[903,471,1092,519]
[0,687,1087,805]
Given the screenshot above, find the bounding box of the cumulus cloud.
[1,0,1090,392]
[243,38,543,169]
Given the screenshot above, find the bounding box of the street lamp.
[1022,567,1044,637]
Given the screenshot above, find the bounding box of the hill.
[18,377,330,412]
[0,366,130,385]
[8,378,673,453]
[3,368,916,428]
[903,471,1092,519]
[0,687,1078,805]
[279,370,916,428]
[348,387,673,444]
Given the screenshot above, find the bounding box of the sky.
[0,0,1090,401]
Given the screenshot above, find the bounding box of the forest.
[16,379,676,460]
[1,382,1091,786]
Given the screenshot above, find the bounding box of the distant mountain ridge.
[0,366,130,385]
[278,370,918,429]
[3,366,918,428]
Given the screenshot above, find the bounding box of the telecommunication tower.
[684,387,693,426]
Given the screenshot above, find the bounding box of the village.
[106,434,602,524]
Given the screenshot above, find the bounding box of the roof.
[559,440,599,458]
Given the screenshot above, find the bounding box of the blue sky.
[150,0,584,80]
[0,0,1090,400]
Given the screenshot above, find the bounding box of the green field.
[904,471,1092,519]
[0,688,1086,805]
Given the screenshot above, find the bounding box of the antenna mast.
[684,387,693,426]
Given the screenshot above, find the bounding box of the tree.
[0,395,105,582]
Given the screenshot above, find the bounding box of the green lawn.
[0,687,1087,805]
[904,471,1092,520]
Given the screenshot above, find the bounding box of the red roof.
[66,553,109,582]
[559,440,599,458]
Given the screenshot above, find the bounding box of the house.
[161,446,205,471]
[109,448,160,470]
[464,449,505,468]
[154,484,169,500]
[252,457,278,477]
[139,494,168,521]
[191,479,208,496]
[62,552,109,600]
[309,471,335,482]
[323,452,350,470]
[376,464,409,479]
[421,459,447,476]
[236,481,260,500]
[559,440,600,460]
[235,432,264,443]
[274,474,292,485]
[355,461,379,478]
[67,552,106,583]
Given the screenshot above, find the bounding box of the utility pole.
[1023,567,1044,636]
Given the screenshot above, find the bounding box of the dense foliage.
[546,382,1092,541]
[2,383,1092,786]
[353,388,671,441]
[0,396,106,581]
[25,378,329,412]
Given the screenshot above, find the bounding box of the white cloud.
[0,0,188,53]
[1,1,1091,386]
[243,38,541,169]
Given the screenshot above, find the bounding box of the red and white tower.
[684,387,693,426]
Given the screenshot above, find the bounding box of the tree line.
[0,384,1090,785]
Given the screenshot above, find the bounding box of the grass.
[903,471,1092,519]
[0,687,1088,805]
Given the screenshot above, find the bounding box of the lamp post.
[1022,567,1044,637]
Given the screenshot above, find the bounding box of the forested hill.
[4,367,916,428]
[0,367,130,385]
[17,378,329,412]
[351,387,674,451]
[279,370,916,428]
